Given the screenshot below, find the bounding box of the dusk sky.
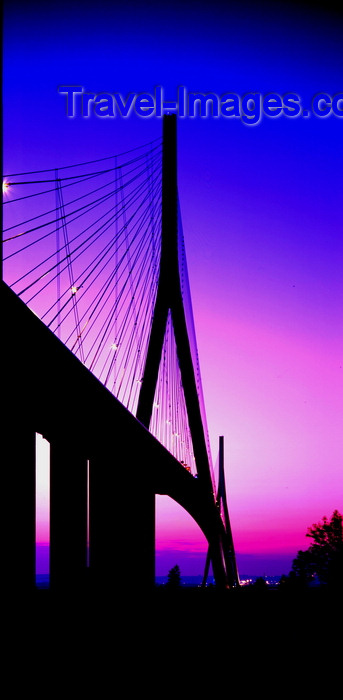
[3,0,343,578]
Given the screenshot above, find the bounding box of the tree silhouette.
[291,510,343,588]
[253,577,268,590]
[166,565,181,588]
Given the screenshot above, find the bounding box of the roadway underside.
[2,282,228,594]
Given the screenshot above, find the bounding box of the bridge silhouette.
[2,115,239,593]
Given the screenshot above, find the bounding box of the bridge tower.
[137,115,234,587]
[203,436,240,587]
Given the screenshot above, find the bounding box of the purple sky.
[3,0,343,577]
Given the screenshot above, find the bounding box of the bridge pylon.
[137,115,233,588]
[203,436,240,587]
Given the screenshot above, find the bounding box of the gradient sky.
[3,0,343,577]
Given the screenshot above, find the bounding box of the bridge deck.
[2,282,227,592]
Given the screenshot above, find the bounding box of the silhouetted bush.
[166,565,181,588]
[291,510,343,588]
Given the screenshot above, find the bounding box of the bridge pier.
[89,438,155,596]
[3,420,36,593]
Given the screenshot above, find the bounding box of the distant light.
[110,343,118,351]
[70,285,79,295]
[153,402,159,408]
[2,180,10,195]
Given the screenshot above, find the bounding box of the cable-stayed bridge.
[2,115,239,593]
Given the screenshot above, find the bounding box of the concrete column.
[89,439,155,595]
[3,424,36,593]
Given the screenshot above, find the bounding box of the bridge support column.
[89,442,155,595]
[50,437,87,591]
[3,422,36,593]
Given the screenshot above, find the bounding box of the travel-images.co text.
[58,86,343,125]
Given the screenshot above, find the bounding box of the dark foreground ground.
[4,586,341,690]
[11,583,341,628]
